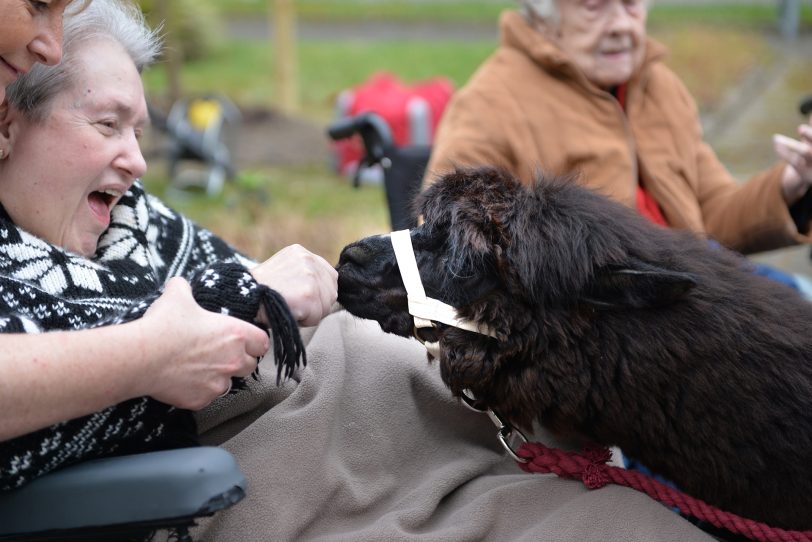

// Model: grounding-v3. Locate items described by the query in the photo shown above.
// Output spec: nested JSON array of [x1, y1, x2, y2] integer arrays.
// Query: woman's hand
[[136, 277, 270, 410], [250, 244, 338, 327], [776, 118, 812, 204]]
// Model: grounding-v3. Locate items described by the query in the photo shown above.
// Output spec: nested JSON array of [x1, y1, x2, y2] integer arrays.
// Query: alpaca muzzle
[[389, 229, 498, 358]]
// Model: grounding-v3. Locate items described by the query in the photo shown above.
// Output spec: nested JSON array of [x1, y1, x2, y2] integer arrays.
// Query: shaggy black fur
[[336, 167, 812, 531]]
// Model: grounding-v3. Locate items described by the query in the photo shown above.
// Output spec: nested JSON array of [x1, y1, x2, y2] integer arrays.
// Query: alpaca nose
[[338, 243, 372, 267]]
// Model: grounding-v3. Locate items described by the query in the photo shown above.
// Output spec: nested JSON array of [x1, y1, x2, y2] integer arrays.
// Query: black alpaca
[[336, 167, 812, 531]]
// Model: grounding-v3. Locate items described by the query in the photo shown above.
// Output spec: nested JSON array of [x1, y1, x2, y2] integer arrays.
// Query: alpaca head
[[337, 167, 696, 425]]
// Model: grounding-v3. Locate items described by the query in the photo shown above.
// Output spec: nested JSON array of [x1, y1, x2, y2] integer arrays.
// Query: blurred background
[[135, 0, 812, 268]]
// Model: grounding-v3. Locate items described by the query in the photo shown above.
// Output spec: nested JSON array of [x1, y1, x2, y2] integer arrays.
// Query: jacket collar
[[498, 10, 668, 97]]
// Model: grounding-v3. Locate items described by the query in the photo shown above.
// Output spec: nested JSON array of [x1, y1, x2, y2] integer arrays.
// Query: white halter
[[390, 229, 498, 358]]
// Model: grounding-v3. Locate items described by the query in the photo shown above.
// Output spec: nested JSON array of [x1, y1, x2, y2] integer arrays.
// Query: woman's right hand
[[136, 277, 270, 410], [250, 244, 338, 327], [775, 116, 812, 204]]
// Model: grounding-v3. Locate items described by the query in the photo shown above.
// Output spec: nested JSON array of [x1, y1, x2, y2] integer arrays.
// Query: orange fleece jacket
[[426, 10, 808, 254]]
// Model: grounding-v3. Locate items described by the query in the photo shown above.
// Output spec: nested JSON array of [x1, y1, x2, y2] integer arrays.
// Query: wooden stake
[[270, 0, 299, 113]]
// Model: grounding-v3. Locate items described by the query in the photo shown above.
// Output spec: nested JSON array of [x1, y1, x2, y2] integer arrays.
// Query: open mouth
[[87, 189, 123, 226]]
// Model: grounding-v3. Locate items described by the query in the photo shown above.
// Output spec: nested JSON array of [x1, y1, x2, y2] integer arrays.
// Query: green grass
[[144, 40, 498, 121], [653, 25, 775, 113], [143, 25, 773, 121], [143, 165, 390, 263]]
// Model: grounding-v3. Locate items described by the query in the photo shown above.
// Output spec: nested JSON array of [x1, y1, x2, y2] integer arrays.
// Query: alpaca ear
[[582, 259, 697, 309]]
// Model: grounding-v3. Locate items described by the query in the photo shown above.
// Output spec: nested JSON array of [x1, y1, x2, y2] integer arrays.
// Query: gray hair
[[519, 0, 651, 27], [6, 0, 162, 122], [519, 0, 560, 25]]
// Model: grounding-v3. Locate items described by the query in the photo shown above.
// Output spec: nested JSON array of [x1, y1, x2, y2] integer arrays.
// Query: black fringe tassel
[[258, 285, 306, 385]]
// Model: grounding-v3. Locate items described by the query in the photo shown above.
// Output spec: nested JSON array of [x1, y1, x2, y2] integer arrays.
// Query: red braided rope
[[516, 442, 812, 542]]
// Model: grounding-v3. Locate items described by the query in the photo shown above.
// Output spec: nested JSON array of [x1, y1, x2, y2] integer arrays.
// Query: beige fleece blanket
[[191, 310, 712, 542]]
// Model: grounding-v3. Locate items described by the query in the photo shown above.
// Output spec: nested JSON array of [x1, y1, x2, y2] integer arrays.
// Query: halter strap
[[390, 229, 497, 357]]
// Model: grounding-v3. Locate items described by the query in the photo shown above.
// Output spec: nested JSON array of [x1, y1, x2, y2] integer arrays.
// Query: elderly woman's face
[[0, 0, 68, 98], [0, 39, 147, 256], [552, 0, 647, 89]]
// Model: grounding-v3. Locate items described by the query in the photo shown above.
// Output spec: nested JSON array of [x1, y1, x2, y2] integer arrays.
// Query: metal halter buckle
[[460, 389, 528, 463]]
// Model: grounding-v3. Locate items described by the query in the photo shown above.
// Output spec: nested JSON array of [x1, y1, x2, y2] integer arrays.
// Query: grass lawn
[[142, 165, 391, 264], [143, 25, 774, 122], [140, 6, 802, 263], [144, 40, 498, 122]]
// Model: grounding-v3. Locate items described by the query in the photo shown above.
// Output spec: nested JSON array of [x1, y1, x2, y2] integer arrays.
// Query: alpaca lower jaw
[[336, 275, 412, 334]]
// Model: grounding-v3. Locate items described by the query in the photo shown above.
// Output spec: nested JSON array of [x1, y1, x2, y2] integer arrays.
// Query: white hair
[[519, 0, 651, 27], [6, 0, 162, 122], [519, 0, 560, 25]]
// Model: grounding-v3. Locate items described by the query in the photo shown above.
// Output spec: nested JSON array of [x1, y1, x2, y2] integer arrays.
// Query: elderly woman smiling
[[1, 16, 149, 257], [0, 0, 336, 490]]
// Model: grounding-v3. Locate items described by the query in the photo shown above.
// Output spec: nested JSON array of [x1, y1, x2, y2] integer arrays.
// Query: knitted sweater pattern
[[0, 182, 275, 491]]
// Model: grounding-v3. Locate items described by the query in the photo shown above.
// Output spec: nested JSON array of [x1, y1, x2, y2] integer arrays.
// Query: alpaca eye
[[441, 256, 460, 272], [446, 261, 475, 279]]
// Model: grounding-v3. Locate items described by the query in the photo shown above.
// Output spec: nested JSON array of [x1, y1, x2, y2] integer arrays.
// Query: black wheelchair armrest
[[0, 446, 246, 541]]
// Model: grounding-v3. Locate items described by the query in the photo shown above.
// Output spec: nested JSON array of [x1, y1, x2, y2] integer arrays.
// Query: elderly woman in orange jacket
[[426, 0, 812, 255]]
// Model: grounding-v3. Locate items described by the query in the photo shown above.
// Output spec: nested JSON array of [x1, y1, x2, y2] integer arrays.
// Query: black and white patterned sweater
[[0, 182, 303, 491]]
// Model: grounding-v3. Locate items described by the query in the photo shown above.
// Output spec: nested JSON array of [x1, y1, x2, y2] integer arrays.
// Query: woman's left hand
[[776, 118, 812, 203]]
